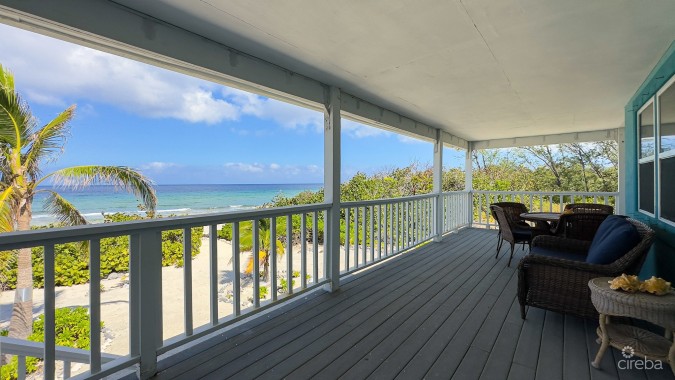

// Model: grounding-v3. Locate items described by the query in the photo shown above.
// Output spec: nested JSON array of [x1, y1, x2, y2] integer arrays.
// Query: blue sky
[[0, 23, 464, 184]]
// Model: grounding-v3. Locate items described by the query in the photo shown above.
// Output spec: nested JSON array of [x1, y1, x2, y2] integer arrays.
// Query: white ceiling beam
[[472, 129, 619, 150], [340, 93, 468, 149]]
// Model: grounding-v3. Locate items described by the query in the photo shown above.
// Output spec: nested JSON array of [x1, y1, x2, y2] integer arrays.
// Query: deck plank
[[291, 232, 499, 379], [157, 229, 481, 379], [215, 231, 494, 379], [152, 228, 674, 380]]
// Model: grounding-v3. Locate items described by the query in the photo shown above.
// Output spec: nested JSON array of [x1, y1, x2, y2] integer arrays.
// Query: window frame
[[637, 97, 656, 217], [657, 73, 675, 226]]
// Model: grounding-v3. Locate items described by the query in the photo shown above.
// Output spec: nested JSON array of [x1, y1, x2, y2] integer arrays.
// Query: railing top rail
[[471, 190, 619, 196], [341, 193, 437, 208], [0, 203, 330, 250], [0, 336, 119, 363]]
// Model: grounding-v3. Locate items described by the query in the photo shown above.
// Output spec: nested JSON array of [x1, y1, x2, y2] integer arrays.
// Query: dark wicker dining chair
[[563, 203, 614, 214], [489, 202, 531, 254], [490, 205, 542, 266]]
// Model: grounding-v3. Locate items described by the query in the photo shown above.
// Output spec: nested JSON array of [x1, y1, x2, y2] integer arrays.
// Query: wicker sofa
[[518, 218, 655, 319]]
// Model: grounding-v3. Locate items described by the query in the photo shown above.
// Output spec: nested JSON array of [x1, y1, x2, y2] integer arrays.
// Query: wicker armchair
[[564, 203, 614, 214], [518, 218, 655, 319]]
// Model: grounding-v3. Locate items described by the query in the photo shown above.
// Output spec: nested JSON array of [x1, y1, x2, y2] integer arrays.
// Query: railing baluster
[[396, 202, 400, 252], [44, 244, 55, 380], [378, 204, 382, 259], [233, 222, 241, 315], [183, 228, 193, 336], [286, 215, 293, 295], [361, 207, 367, 265], [345, 207, 350, 271], [369, 205, 375, 262], [64, 361, 71, 379], [209, 224, 218, 324], [301, 213, 307, 289], [89, 239, 102, 374], [128, 234, 140, 357], [354, 206, 359, 267], [270, 218, 277, 302], [313, 211, 319, 282], [18, 355, 26, 380], [383, 204, 388, 256], [253, 219, 260, 307]]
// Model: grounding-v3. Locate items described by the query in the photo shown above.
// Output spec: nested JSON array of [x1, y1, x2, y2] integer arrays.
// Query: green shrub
[[259, 286, 268, 299], [279, 278, 295, 293], [0, 213, 203, 290], [0, 307, 102, 380]]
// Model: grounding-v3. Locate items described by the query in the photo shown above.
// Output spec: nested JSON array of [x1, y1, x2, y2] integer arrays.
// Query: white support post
[[137, 230, 163, 379], [465, 142, 474, 227], [324, 86, 341, 292], [433, 129, 443, 242], [617, 128, 626, 214]]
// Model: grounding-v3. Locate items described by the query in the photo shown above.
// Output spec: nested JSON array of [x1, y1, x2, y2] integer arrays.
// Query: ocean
[[31, 184, 322, 225]]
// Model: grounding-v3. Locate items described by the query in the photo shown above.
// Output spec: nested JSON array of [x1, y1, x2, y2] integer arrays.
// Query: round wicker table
[[588, 277, 675, 375]]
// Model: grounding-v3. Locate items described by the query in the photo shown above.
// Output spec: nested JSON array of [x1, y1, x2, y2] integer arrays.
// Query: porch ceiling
[[0, 0, 675, 142], [108, 0, 675, 141]]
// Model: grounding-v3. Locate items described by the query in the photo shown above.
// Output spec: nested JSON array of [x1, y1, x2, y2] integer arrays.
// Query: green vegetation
[[259, 286, 268, 299], [0, 214, 203, 290], [0, 307, 102, 380]]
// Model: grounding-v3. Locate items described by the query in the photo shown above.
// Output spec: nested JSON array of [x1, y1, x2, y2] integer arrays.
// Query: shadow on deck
[[152, 228, 674, 380]]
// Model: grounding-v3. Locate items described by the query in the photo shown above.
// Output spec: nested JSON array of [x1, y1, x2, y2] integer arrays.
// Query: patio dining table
[[520, 212, 563, 223]]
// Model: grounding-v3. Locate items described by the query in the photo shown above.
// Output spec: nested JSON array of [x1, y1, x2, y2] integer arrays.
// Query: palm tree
[[240, 219, 284, 282], [0, 64, 157, 344]]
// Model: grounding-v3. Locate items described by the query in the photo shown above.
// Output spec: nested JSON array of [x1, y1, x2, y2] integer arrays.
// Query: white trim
[[658, 73, 675, 226], [637, 96, 656, 217], [472, 129, 617, 150]]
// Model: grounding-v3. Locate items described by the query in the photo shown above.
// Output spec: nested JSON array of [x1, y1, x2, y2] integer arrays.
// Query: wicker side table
[[588, 277, 675, 375]]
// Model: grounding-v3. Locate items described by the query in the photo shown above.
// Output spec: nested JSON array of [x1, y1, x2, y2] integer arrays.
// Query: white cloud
[[223, 162, 322, 177], [0, 24, 311, 127], [224, 162, 265, 173], [140, 162, 180, 171], [222, 87, 323, 131]]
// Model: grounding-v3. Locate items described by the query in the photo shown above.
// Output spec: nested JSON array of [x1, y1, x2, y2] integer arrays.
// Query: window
[[638, 100, 655, 216], [658, 74, 675, 225]]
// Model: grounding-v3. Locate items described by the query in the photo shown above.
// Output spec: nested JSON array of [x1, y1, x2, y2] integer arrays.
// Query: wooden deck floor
[[153, 228, 674, 380]]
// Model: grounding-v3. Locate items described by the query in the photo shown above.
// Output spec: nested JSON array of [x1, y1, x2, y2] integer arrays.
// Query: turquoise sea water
[[32, 184, 322, 225]]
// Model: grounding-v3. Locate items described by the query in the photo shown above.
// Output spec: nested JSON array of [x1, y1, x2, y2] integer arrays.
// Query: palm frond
[[0, 200, 13, 233], [0, 64, 34, 149], [0, 186, 15, 233], [48, 165, 157, 212], [23, 105, 75, 178], [42, 190, 87, 226]]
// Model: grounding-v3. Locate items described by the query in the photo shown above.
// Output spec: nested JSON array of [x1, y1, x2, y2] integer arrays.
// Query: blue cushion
[[586, 216, 640, 264], [588, 215, 625, 252], [530, 247, 587, 262]]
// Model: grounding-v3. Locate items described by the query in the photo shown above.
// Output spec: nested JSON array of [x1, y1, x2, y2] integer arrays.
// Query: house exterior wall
[[625, 40, 675, 281]]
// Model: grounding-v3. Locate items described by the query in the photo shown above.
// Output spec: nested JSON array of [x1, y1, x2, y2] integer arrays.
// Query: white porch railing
[[0, 203, 330, 380], [472, 191, 619, 228], [0, 336, 120, 379], [0, 189, 615, 379]]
